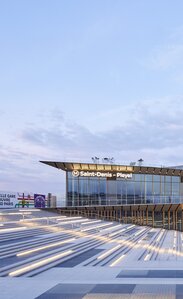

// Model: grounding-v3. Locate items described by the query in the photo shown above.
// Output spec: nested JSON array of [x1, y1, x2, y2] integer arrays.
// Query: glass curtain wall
[[67, 172, 180, 206]]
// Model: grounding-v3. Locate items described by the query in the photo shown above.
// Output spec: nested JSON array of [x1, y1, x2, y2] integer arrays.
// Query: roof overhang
[[40, 161, 183, 176]]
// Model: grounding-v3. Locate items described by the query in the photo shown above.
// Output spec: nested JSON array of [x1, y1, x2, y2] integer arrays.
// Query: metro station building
[[41, 161, 183, 207], [41, 161, 183, 231]]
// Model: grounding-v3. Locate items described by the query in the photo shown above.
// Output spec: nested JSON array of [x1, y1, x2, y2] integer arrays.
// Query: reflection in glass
[[154, 175, 160, 182], [66, 172, 181, 206], [99, 178, 107, 204], [126, 181, 134, 204], [172, 176, 180, 183], [146, 175, 153, 181], [107, 180, 117, 205]]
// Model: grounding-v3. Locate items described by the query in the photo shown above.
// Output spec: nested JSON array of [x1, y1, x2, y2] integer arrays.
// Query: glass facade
[[67, 172, 181, 206]]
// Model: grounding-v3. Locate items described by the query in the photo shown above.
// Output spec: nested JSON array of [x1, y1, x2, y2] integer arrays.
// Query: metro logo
[[72, 170, 80, 177]]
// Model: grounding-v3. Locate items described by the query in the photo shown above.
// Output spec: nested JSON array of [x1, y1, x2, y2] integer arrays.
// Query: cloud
[[1, 97, 183, 194], [143, 44, 183, 70], [141, 27, 183, 71], [0, 145, 65, 194], [20, 96, 183, 163]]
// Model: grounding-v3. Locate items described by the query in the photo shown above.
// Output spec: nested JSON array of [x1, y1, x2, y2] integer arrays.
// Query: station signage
[[34, 194, 46, 208], [72, 170, 132, 179], [0, 191, 18, 208]]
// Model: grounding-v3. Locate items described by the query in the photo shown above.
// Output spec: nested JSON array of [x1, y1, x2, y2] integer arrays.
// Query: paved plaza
[[1, 209, 183, 298]]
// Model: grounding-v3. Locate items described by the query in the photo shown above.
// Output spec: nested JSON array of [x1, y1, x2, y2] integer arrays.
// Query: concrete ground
[[1, 208, 183, 298]]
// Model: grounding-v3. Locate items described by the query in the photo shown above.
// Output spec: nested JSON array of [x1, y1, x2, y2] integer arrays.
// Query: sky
[[1, 0, 183, 195]]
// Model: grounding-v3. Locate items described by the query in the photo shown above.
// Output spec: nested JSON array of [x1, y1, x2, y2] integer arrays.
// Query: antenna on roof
[[102, 157, 115, 164], [138, 159, 144, 166], [91, 157, 100, 164]]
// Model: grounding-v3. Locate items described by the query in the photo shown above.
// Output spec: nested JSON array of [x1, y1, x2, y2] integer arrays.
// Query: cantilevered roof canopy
[[40, 161, 183, 176]]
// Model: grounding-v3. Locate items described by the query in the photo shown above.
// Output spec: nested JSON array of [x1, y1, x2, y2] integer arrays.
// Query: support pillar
[[110, 210, 112, 221], [131, 209, 133, 224], [136, 210, 139, 225], [162, 210, 165, 228], [136, 210, 138, 225], [146, 206, 148, 226], [115, 209, 118, 221], [133, 210, 136, 224], [105, 209, 107, 220], [139, 210, 142, 225], [117, 209, 119, 221], [108, 209, 110, 220], [175, 205, 180, 231], [113, 209, 116, 221], [120, 208, 122, 223], [152, 210, 154, 227], [103, 209, 105, 220], [125, 210, 127, 223], [139, 209, 142, 225], [168, 210, 170, 230], [175, 210, 178, 231], [172, 211, 175, 230], [138, 209, 141, 225], [111, 209, 113, 221], [142, 210, 145, 226]]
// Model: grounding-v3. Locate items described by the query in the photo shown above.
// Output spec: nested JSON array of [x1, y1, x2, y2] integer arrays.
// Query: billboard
[[0, 191, 18, 209], [34, 194, 46, 208]]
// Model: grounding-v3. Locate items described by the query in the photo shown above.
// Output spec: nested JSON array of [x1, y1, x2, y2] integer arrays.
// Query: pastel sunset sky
[[1, 0, 183, 195]]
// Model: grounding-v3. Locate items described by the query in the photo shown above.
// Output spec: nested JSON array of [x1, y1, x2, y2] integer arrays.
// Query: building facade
[[41, 161, 183, 207]]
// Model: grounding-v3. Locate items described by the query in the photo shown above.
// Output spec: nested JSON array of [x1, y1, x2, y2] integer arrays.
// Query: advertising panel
[[34, 194, 46, 208], [0, 191, 18, 208], [17, 192, 34, 208]]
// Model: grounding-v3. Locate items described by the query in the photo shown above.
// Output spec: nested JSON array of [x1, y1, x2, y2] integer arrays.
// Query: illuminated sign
[[72, 171, 132, 179]]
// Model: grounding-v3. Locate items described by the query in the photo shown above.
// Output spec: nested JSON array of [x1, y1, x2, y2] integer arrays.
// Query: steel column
[[146, 206, 148, 226]]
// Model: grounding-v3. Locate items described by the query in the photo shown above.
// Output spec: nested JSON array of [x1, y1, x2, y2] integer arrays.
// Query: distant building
[[40, 161, 183, 207]]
